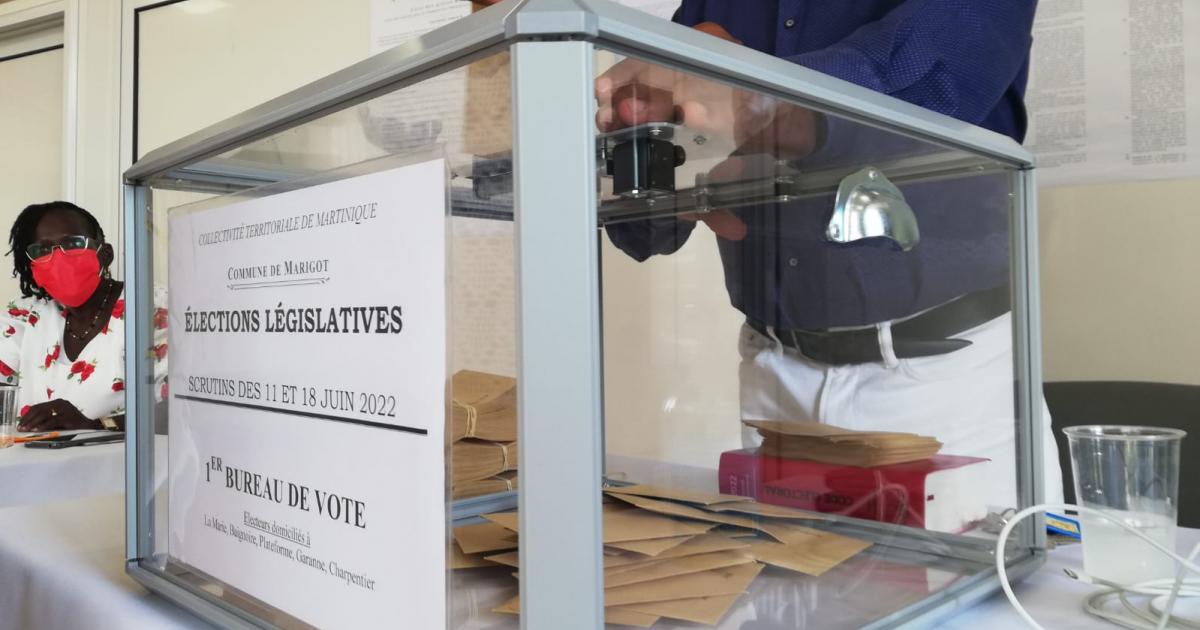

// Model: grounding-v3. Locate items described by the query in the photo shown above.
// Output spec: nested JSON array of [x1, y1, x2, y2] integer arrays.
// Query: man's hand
[[596, 22, 821, 241], [596, 23, 742, 134], [18, 399, 97, 432]]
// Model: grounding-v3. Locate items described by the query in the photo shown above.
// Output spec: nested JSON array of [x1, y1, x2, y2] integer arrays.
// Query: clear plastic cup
[[0, 384, 17, 448], [1064, 425, 1186, 585]]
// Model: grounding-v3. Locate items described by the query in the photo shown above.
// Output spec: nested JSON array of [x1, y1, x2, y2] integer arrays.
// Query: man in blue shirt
[[596, 1, 1063, 506]]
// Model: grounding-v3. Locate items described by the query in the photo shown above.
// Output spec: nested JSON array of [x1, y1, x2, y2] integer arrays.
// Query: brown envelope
[[453, 521, 519, 555], [450, 542, 499, 569], [604, 562, 764, 607], [604, 609, 660, 627], [744, 419, 914, 439], [606, 493, 761, 530], [604, 550, 754, 588], [607, 535, 694, 556], [745, 535, 872, 576], [485, 509, 713, 543], [605, 483, 752, 506], [707, 500, 827, 521], [608, 493, 815, 545], [615, 593, 743, 626], [482, 551, 519, 568], [605, 534, 750, 570], [755, 521, 827, 546], [711, 525, 761, 538]]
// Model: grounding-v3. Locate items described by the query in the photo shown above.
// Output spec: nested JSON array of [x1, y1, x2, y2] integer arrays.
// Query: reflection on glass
[[595, 50, 1060, 628]]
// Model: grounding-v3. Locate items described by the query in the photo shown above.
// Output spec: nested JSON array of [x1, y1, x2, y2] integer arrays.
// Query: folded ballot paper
[[454, 471, 518, 500], [450, 483, 872, 627], [450, 370, 517, 443], [450, 370, 519, 499], [746, 420, 943, 467], [451, 440, 517, 488]]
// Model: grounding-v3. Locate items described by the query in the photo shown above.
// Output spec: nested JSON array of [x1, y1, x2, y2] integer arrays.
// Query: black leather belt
[[747, 284, 1011, 366]]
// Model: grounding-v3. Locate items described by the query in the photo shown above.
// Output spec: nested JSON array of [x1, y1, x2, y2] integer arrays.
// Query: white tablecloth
[[0, 436, 165, 507], [942, 528, 1200, 629], [0, 494, 211, 630], [1, 492, 1196, 629]]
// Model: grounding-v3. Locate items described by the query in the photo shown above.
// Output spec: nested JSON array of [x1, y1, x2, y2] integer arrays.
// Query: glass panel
[[594, 49, 1048, 628], [140, 51, 517, 628], [130, 33, 1051, 630]]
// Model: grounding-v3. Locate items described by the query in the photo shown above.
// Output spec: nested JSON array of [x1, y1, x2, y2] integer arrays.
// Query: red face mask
[[30, 249, 102, 307]]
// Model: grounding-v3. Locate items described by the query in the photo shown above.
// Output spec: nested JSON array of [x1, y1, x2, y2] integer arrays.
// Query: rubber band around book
[[499, 442, 510, 470]]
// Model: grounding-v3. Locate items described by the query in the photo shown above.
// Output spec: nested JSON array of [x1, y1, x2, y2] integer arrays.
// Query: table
[[1, 493, 1195, 629], [943, 529, 1200, 629], [0, 494, 211, 630], [0, 435, 165, 507]]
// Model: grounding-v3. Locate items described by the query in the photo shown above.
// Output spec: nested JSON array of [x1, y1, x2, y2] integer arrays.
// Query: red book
[[718, 448, 991, 533]]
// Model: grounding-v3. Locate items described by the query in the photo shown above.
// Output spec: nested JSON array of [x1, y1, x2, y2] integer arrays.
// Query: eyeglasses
[[25, 235, 97, 261]]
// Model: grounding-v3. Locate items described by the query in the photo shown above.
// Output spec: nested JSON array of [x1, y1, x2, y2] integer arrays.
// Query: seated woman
[[0, 201, 166, 432]]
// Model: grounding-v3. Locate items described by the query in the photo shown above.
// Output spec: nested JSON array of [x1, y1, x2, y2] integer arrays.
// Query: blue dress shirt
[[606, 0, 1038, 330]]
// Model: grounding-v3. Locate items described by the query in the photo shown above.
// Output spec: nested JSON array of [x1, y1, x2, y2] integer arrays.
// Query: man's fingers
[[596, 106, 615, 132], [595, 59, 647, 99], [677, 101, 715, 132], [732, 105, 821, 160], [615, 94, 675, 128]]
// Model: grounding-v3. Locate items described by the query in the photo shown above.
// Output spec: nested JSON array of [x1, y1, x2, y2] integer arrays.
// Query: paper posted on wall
[[1027, 0, 1200, 187]]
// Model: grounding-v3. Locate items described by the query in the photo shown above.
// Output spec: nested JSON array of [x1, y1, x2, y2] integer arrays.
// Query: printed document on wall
[[1027, 0, 1200, 186], [167, 160, 448, 629], [365, 1, 473, 153], [363, 0, 676, 155]]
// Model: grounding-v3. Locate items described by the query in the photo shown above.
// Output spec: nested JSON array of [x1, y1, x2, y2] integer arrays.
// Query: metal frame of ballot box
[[122, 0, 1048, 627]]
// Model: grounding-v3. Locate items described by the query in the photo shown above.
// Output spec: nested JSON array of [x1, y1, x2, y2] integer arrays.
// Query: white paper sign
[[167, 161, 448, 630], [1027, 0, 1200, 186]]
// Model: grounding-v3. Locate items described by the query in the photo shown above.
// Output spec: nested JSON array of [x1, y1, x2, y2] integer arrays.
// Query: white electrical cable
[[995, 504, 1200, 630]]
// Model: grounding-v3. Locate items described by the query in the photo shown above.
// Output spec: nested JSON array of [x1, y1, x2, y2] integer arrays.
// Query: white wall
[[601, 229, 744, 467], [1040, 179, 1200, 385], [134, 0, 370, 157], [0, 22, 63, 300]]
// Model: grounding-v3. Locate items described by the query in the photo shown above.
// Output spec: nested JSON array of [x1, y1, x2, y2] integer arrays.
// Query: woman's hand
[[18, 399, 98, 432]]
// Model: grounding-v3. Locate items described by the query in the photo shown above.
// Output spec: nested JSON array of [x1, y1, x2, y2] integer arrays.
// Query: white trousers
[[737, 313, 1064, 509]]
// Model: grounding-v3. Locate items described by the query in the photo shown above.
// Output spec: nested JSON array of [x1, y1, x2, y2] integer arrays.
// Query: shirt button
[[788, 257, 799, 267], [784, 18, 796, 28]]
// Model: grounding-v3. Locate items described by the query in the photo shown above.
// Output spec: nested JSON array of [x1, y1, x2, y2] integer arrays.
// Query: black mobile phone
[[24, 432, 124, 449]]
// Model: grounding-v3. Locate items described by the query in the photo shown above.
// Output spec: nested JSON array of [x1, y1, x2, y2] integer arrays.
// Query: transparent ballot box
[[122, 1, 1049, 628]]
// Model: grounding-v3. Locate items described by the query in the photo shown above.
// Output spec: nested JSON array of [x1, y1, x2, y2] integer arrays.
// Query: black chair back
[[1045, 381, 1199, 529]]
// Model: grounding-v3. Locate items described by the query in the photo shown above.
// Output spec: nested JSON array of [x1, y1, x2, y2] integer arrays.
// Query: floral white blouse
[[0, 288, 168, 421]]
